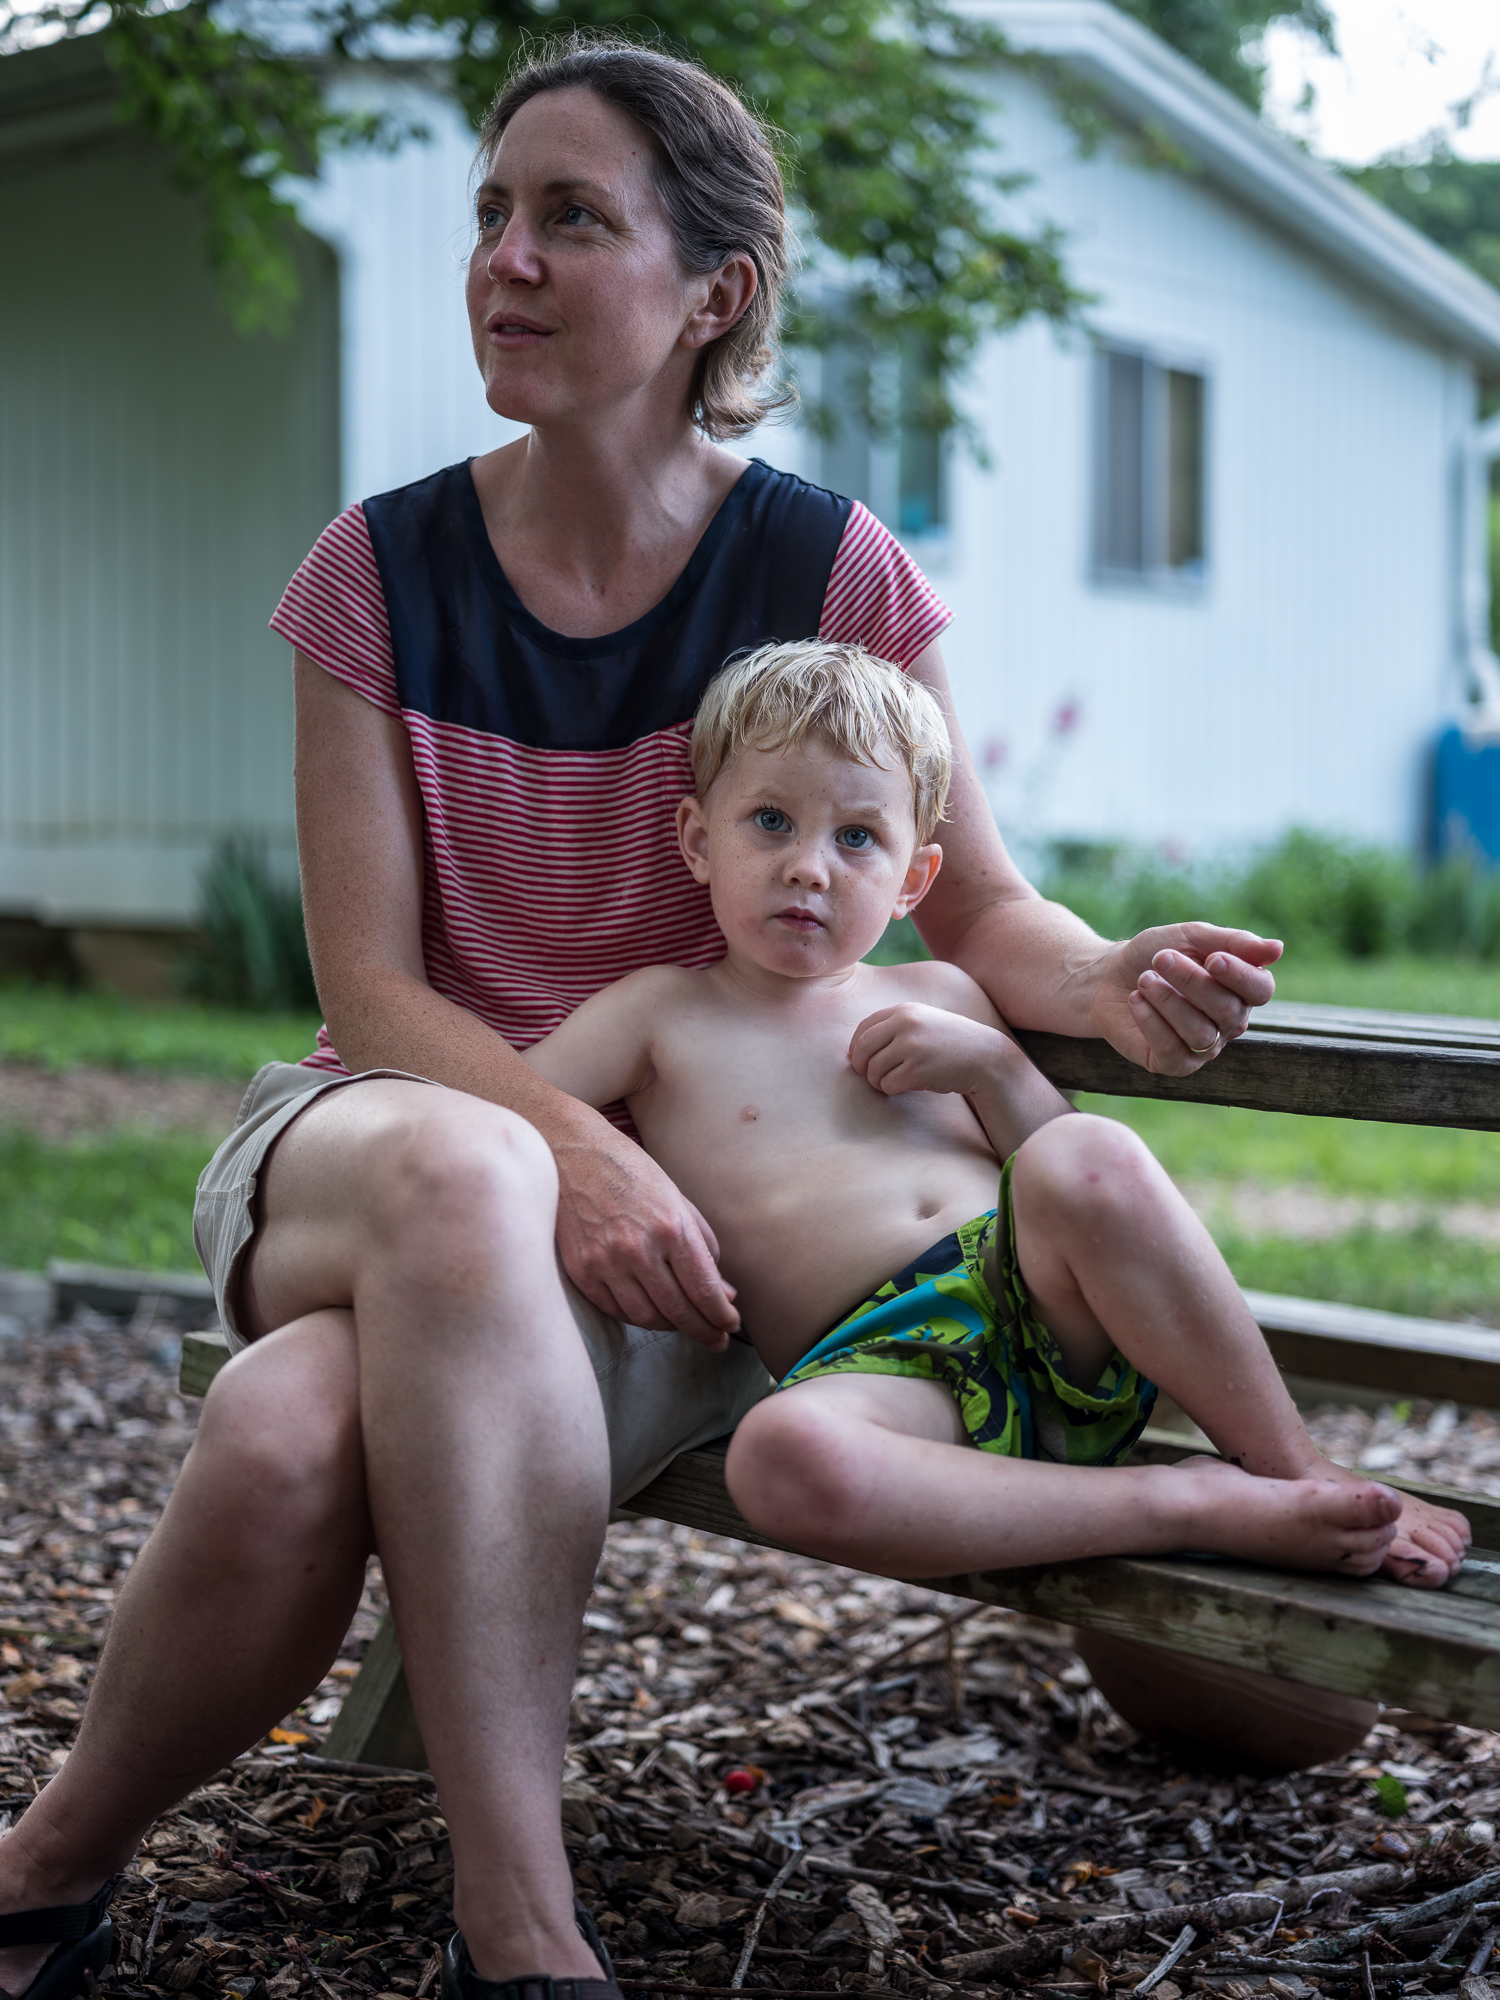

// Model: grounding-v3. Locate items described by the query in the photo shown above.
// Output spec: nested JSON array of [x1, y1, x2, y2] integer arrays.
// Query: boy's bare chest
[[638, 1011, 975, 1159]]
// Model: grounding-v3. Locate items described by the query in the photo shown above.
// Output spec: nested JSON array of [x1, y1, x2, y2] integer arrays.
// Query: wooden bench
[[177, 998, 1500, 1766]]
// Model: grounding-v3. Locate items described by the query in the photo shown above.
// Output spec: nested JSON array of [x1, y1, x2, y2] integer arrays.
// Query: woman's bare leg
[[0, 1079, 610, 1991], [0, 1315, 371, 1994]]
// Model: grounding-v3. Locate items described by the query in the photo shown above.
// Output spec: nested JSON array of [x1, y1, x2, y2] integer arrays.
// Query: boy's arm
[[521, 973, 661, 1109], [848, 964, 1072, 1160]]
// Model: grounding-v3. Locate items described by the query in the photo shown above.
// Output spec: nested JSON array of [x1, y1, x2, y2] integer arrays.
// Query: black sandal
[[441, 1896, 621, 2000], [0, 1877, 119, 2000]]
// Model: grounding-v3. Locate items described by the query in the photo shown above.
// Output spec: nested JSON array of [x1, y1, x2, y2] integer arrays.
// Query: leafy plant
[[1369, 1772, 1410, 1817], [181, 838, 319, 1014]]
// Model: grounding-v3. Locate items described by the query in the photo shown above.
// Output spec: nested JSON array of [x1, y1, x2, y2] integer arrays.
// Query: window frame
[[1090, 336, 1211, 595]]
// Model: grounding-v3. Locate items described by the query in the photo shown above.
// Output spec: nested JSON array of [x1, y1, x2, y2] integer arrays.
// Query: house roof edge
[[966, 0, 1500, 369]]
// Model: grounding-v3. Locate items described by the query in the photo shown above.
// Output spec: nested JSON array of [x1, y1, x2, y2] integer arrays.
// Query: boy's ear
[[677, 796, 713, 884], [892, 842, 942, 920]]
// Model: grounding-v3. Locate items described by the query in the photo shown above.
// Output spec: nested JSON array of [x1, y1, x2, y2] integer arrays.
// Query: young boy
[[525, 641, 1469, 1588]]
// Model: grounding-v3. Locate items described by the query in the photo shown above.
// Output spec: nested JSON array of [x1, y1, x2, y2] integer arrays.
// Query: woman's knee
[[190, 1313, 366, 1548], [364, 1096, 558, 1268], [1012, 1113, 1162, 1231], [726, 1395, 871, 1551]]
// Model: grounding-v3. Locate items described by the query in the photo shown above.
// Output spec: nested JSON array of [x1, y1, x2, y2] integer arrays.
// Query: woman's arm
[[904, 642, 1280, 1073], [294, 654, 737, 1347]]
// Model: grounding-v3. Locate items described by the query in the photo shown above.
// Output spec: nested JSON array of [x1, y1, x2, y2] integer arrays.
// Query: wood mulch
[[0, 1062, 243, 1143], [1, 1313, 1498, 2000]]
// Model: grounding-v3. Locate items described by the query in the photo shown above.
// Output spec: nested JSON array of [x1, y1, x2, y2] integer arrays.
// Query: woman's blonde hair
[[691, 641, 953, 842], [479, 33, 794, 442]]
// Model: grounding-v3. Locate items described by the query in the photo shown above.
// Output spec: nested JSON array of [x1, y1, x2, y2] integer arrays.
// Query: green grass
[[0, 983, 320, 1078], [1268, 954, 1500, 1018], [1210, 1225, 1500, 1329], [0, 1128, 211, 1273], [1080, 1094, 1500, 1200]]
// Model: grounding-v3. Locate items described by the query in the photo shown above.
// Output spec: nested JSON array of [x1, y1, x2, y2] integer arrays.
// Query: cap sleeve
[[269, 503, 400, 716], [817, 502, 952, 668]]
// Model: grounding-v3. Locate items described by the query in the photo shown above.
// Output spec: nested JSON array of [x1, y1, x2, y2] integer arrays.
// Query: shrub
[[1039, 827, 1500, 963], [181, 838, 318, 1013]]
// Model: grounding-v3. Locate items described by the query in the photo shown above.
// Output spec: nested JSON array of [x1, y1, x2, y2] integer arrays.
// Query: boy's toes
[[1333, 1480, 1402, 1528], [1378, 1536, 1452, 1589]]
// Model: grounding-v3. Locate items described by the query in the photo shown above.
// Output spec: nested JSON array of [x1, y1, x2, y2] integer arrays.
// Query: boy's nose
[[783, 843, 830, 890]]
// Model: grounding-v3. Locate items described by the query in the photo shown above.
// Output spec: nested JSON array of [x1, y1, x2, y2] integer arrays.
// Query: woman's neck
[[471, 421, 749, 641]]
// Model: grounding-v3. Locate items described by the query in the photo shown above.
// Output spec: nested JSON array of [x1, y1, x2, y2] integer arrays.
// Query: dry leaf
[[676, 1892, 723, 1927], [338, 1846, 379, 1902], [847, 1882, 901, 1949], [167, 1867, 242, 1903]]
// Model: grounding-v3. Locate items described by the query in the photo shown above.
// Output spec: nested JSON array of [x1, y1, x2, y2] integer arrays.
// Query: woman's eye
[[754, 809, 788, 833], [477, 206, 502, 231], [561, 204, 591, 226], [838, 827, 875, 850]]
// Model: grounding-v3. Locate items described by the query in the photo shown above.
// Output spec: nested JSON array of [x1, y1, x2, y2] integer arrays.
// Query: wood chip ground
[[4, 1313, 1500, 2000]]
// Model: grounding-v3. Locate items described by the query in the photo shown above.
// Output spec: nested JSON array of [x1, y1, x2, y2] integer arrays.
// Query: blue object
[[1433, 725, 1500, 861]]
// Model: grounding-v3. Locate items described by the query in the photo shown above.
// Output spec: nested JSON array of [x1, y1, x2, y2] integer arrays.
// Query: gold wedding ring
[[1188, 1033, 1222, 1055]]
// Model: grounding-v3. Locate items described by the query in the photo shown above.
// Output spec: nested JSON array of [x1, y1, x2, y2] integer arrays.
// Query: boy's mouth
[[774, 907, 824, 931]]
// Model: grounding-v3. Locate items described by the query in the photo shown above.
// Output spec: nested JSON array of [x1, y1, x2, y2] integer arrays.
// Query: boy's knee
[[727, 1395, 869, 1552], [1014, 1113, 1158, 1225]]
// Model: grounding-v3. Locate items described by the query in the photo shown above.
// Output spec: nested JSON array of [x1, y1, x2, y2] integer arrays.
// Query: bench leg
[[321, 1614, 427, 1769]]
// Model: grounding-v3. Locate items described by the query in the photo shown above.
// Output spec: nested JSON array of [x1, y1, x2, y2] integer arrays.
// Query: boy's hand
[[552, 1127, 740, 1350], [850, 1004, 1010, 1098]]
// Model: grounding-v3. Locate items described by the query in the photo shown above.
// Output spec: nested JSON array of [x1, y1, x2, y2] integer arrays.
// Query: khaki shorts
[[193, 1062, 772, 1506]]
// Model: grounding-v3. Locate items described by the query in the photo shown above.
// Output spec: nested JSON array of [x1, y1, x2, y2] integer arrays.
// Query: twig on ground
[[730, 1845, 803, 1990], [1134, 1924, 1196, 1997]]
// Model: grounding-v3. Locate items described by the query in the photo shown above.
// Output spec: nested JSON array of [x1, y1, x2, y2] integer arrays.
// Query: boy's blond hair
[[691, 640, 953, 842]]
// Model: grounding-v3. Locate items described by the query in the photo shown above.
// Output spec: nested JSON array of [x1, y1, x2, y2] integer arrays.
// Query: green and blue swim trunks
[[776, 1157, 1156, 1465]]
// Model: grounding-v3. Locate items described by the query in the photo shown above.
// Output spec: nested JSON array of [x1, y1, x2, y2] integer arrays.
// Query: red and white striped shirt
[[271, 460, 950, 1072]]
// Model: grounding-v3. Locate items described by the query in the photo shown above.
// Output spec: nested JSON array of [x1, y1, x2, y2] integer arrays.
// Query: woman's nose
[[487, 217, 542, 284]]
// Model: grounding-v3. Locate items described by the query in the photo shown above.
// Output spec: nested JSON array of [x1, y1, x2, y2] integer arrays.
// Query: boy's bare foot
[[1177, 1452, 1470, 1588], [1301, 1454, 1470, 1586], [1173, 1457, 1405, 1579]]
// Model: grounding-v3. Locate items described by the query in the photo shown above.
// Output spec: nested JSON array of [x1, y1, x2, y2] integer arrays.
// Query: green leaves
[[1370, 1772, 1410, 1817]]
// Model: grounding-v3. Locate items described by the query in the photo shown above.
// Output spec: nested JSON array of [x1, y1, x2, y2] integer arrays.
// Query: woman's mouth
[[487, 315, 553, 346]]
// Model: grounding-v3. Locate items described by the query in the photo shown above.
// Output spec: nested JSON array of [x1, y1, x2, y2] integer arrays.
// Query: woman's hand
[[1090, 924, 1283, 1074], [849, 1004, 1010, 1098], [551, 1125, 740, 1351]]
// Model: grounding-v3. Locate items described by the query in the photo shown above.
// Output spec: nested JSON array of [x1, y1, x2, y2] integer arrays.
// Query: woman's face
[[467, 88, 736, 434]]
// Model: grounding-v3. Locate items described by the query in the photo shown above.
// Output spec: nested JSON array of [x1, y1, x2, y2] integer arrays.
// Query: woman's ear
[[892, 843, 943, 920], [677, 796, 713, 883], [682, 252, 758, 349]]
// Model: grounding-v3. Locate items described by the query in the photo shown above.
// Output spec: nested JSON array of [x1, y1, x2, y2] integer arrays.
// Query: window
[[818, 337, 947, 541], [1094, 344, 1206, 584]]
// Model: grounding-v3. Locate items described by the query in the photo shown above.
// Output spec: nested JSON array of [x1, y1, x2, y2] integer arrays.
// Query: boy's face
[[677, 735, 942, 978]]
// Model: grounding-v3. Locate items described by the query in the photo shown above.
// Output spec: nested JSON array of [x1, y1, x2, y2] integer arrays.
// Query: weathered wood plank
[[180, 1330, 231, 1400], [50, 1258, 215, 1317], [1248, 1290, 1500, 1408], [1016, 1025, 1500, 1129], [1255, 1002, 1500, 1049], [627, 1443, 1500, 1726], [320, 1614, 425, 1770]]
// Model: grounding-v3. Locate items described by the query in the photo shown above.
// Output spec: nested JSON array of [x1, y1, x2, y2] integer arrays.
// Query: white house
[[3, 0, 1500, 966]]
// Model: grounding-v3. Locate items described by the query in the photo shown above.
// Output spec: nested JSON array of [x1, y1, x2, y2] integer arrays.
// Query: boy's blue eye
[[754, 809, 788, 832], [839, 827, 875, 850]]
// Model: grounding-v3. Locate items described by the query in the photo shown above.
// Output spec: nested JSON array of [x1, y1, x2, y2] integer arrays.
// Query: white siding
[[934, 68, 1476, 860], [292, 86, 526, 504], [0, 130, 338, 924]]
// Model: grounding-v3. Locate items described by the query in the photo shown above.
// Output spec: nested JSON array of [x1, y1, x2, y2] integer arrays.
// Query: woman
[[0, 36, 1278, 2000]]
